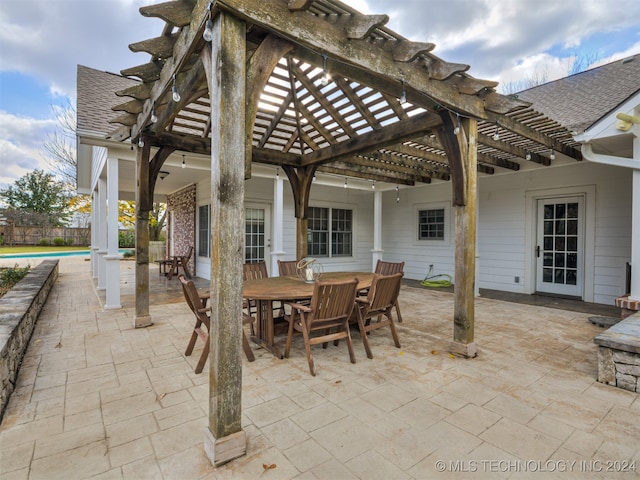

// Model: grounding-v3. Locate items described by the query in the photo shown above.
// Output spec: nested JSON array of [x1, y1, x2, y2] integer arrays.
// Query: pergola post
[[283, 165, 317, 260], [437, 113, 478, 358], [134, 141, 152, 328], [202, 11, 247, 467]]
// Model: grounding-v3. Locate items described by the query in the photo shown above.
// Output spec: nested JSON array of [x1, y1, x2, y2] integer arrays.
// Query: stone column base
[[450, 341, 477, 358], [204, 428, 247, 467]]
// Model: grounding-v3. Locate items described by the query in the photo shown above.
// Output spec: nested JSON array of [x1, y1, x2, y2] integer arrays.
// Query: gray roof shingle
[[77, 65, 139, 135], [516, 54, 640, 134]]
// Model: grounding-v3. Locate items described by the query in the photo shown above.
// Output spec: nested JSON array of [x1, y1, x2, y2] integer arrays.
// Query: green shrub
[[119, 231, 135, 248], [122, 250, 135, 258], [38, 238, 51, 246], [53, 237, 66, 246], [0, 264, 31, 298]]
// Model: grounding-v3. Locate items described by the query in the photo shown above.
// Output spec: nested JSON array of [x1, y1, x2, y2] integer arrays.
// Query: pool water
[[0, 249, 134, 259]]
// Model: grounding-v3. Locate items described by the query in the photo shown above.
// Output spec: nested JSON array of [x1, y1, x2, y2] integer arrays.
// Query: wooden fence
[[0, 225, 90, 247]]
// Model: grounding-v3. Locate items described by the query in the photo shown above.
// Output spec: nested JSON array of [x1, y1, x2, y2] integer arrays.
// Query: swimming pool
[[0, 249, 134, 259]]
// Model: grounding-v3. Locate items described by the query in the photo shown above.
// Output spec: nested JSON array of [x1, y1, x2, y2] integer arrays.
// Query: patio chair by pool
[[179, 275, 254, 374], [284, 278, 358, 376], [354, 272, 403, 359], [166, 246, 194, 280]]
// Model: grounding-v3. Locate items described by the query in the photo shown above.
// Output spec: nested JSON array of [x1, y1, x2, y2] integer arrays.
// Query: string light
[[312, 174, 316, 182], [525, 151, 531, 161], [344, 178, 348, 189], [371, 180, 376, 190], [453, 113, 461, 135], [172, 74, 181, 102], [396, 185, 400, 203], [202, 2, 213, 42], [137, 137, 144, 148], [150, 101, 157, 123], [320, 55, 331, 86], [275, 168, 280, 179], [493, 124, 500, 141], [550, 149, 555, 160], [399, 78, 407, 104], [181, 154, 186, 168]]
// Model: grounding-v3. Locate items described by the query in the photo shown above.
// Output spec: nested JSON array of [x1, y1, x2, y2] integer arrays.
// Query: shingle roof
[[77, 65, 139, 135], [516, 54, 640, 134]]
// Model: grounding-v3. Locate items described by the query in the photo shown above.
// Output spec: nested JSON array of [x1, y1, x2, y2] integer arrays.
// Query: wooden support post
[[134, 141, 152, 328], [201, 11, 247, 467], [282, 165, 316, 259], [437, 113, 478, 358]]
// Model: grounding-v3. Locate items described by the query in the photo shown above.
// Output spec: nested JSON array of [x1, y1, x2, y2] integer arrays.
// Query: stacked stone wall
[[0, 260, 58, 421]]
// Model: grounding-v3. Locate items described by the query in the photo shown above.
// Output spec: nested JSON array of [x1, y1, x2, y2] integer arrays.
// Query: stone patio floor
[[0, 257, 639, 479]]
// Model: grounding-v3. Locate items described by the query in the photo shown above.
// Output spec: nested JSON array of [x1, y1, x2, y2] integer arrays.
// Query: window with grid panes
[[418, 208, 445, 240], [307, 207, 352, 257], [198, 205, 210, 257]]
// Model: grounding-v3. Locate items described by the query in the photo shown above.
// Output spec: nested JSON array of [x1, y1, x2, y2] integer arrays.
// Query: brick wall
[[167, 184, 197, 276]]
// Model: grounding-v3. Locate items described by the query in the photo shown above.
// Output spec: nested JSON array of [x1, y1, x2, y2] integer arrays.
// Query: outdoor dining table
[[243, 271, 374, 358]]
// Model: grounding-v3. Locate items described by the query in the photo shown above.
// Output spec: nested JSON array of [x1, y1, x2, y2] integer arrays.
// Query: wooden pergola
[[108, 0, 582, 466]]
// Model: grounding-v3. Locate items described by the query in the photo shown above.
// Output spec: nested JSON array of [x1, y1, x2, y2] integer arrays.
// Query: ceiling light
[[320, 55, 331, 86], [172, 74, 181, 103], [453, 114, 461, 135], [181, 155, 186, 169], [150, 102, 157, 124]]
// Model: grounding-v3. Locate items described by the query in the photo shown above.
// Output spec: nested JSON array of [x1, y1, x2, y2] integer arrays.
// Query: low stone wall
[[0, 260, 58, 421], [594, 312, 640, 393]]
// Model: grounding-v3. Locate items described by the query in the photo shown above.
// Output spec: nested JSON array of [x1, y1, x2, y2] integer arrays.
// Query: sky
[[0, 0, 639, 190]]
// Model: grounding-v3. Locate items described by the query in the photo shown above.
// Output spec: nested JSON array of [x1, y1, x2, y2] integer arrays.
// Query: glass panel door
[[536, 197, 583, 297], [244, 204, 271, 272]]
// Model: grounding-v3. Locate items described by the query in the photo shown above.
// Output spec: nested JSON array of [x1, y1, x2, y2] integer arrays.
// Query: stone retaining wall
[[594, 312, 640, 393], [0, 260, 58, 421]]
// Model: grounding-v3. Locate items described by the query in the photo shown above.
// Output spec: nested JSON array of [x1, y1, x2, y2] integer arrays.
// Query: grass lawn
[[0, 246, 90, 255]]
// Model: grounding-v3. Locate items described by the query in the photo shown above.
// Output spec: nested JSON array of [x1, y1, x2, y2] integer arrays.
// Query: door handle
[[536, 245, 540, 257]]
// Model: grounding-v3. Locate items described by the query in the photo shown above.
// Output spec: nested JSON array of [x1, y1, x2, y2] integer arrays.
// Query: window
[[418, 208, 445, 241], [198, 205, 210, 257], [245, 207, 265, 263], [308, 207, 352, 257]]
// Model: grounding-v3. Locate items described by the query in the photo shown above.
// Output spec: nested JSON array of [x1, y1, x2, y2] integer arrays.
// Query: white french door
[[535, 196, 584, 297], [244, 204, 271, 273]]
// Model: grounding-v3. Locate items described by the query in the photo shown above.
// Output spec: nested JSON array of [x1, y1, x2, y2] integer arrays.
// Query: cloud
[[363, 0, 640, 82], [0, 0, 162, 100], [0, 111, 57, 189]]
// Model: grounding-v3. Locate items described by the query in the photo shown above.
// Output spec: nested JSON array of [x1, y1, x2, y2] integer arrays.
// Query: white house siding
[[194, 175, 376, 279], [192, 161, 630, 306], [381, 161, 632, 306]]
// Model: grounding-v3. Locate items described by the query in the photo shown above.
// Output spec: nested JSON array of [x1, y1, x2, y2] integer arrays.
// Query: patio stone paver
[[0, 257, 638, 480]]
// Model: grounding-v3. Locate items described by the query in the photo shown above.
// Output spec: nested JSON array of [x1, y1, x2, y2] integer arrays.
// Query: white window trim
[[413, 201, 451, 247], [308, 201, 357, 261]]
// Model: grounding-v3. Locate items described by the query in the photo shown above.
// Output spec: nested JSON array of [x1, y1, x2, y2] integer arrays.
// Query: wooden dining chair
[[374, 260, 404, 322], [284, 278, 358, 376], [277, 259, 299, 276], [354, 272, 403, 359], [179, 275, 254, 374]]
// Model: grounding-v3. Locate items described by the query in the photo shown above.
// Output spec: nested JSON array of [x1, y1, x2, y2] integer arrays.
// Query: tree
[[499, 52, 604, 95], [43, 99, 77, 188], [0, 170, 72, 227], [119, 200, 167, 241]]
